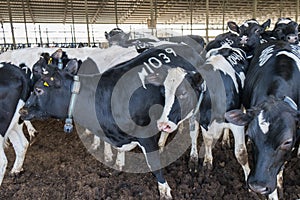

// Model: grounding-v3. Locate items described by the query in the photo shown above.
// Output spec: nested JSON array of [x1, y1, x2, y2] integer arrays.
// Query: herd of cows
[[0, 17, 299, 200]]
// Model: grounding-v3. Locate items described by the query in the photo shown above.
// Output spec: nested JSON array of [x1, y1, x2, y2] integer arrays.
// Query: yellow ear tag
[[48, 57, 52, 64], [43, 82, 49, 87]]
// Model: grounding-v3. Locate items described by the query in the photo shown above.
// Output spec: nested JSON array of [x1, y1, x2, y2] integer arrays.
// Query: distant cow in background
[[271, 18, 299, 44], [227, 19, 271, 58]]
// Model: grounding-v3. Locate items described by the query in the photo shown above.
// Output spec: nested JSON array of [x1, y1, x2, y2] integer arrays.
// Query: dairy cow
[[0, 62, 31, 186], [225, 41, 300, 200], [146, 31, 251, 182], [20, 43, 204, 199], [271, 18, 299, 44]]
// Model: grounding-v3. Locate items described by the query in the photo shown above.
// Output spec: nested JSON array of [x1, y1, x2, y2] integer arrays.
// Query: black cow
[[159, 35, 205, 54], [225, 41, 300, 199], [146, 32, 251, 181], [271, 18, 299, 44], [20, 43, 204, 199], [228, 19, 271, 58], [0, 62, 31, 186]]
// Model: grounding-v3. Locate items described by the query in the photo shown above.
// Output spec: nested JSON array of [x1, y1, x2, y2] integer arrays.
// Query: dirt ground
[[0, 119, 299, 200]]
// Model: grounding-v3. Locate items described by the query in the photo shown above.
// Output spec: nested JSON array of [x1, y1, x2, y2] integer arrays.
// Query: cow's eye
[[34, 87, 44, 96], [280, 139, 293, 150]]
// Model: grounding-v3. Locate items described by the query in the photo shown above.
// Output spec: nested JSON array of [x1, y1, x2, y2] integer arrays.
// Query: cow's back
[[243, 41, 300, 108]]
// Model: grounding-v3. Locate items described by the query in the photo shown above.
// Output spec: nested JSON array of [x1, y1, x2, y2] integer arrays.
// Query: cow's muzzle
[[157, 121, 177, 133], [248, 181, 273, 195]]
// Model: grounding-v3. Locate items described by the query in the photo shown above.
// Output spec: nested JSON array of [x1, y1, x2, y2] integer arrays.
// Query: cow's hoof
[[10, 169, 25, 177], [203, 163, 213, 171], [188, 158, 199, 174]]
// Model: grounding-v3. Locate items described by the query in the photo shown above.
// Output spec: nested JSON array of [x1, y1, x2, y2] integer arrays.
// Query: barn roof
[[0, 0, 298, 27]]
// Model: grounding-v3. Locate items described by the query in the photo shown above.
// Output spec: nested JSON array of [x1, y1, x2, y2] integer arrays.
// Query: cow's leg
[[221, 128, 231, 148], [138, 139, 172, 199], [8, 123, 29, 175], [189, 119, 199, 173], [268, 188, 278, 200], [91, 135, 101, 150], [158, 131, 169, 153], [115, 151, 125, 171], [201, 121, 223, 170], [229, 124, 250, 181], [24, 120, 38, 142], [104, 141, 113, 163], [0, 136, 8, 186]]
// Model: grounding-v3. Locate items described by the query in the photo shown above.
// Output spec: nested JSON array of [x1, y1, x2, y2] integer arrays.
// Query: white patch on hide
[[207, 53, 242, 92], [0, 63, 4, 68], [277, 18, 292, 25], [258, 111, 270, 134], [276, 51, 300, 71], [158, 67, 187, 127]]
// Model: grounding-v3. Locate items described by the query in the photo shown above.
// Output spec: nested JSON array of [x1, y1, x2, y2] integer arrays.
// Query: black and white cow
[[225, 41, 300, 199], [20, 43, 204, 199], [147, 32, 251, 181], [271, 18, 299, 44], [0, 62, 32, 186], [228, 19, 271, 58]]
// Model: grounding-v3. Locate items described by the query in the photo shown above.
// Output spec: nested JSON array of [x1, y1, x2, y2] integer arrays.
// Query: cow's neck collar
[[189, 81, 207, 131], [283, 96, 298, 111], [64, 75, 81, 133]]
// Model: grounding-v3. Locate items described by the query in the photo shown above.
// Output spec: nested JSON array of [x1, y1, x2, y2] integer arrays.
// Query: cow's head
[[20, 60, 79, 120], [228, 19, 271, 50], [205, 31, 240, 52], [225, 97, 299, 195], [272, 18, 299, 44], [105, 28, 130, 46], [146, 67, 204, 133]]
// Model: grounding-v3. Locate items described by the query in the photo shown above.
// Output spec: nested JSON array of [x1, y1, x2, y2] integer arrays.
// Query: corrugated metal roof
[[0, 0, 298, 27]]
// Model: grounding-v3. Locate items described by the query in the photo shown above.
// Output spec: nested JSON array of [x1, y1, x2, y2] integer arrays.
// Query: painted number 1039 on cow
[[139, 47, 177, 89]]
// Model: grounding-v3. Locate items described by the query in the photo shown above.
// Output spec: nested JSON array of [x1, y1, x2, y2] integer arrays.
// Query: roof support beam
[[85, 0, 91, 47], [296, 0, 299, 23], [206, 0, 209, 42], [22, 0, 29, 46], [253, 0, 257, 19], [7, 0, 16, 49], [26, 0, 35, 23], [91, 1, 109, 24], [63, 0, 69, 24]]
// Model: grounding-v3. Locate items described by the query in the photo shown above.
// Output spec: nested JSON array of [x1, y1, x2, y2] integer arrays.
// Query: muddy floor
[[1, 119, 299, 200]]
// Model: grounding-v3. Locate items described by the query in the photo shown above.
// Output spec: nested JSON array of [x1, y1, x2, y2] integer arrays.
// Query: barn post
[[85, 0, 91, 47], [114, 0, 118, 27], [253, 0, 257, 19], [150, 0, 153, 34], [7, 0, 16, 49], [39, 25, 43, 47], [205, 0, 209, 42], [71, 0, 76, 45], [296, 0, 299, 23], [22, 0, 29, 47], [190, 0, 193, 35], [1, 21, 6, 46], [222, 0, 225, 33]]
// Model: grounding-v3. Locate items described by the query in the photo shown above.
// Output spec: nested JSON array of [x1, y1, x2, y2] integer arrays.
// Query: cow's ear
[[105, 31, 109, 40], [225, 109, 254, 126], [262, 19, 271, 30], [64, 59, 79, 75], [227, 21, 239, 34]]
